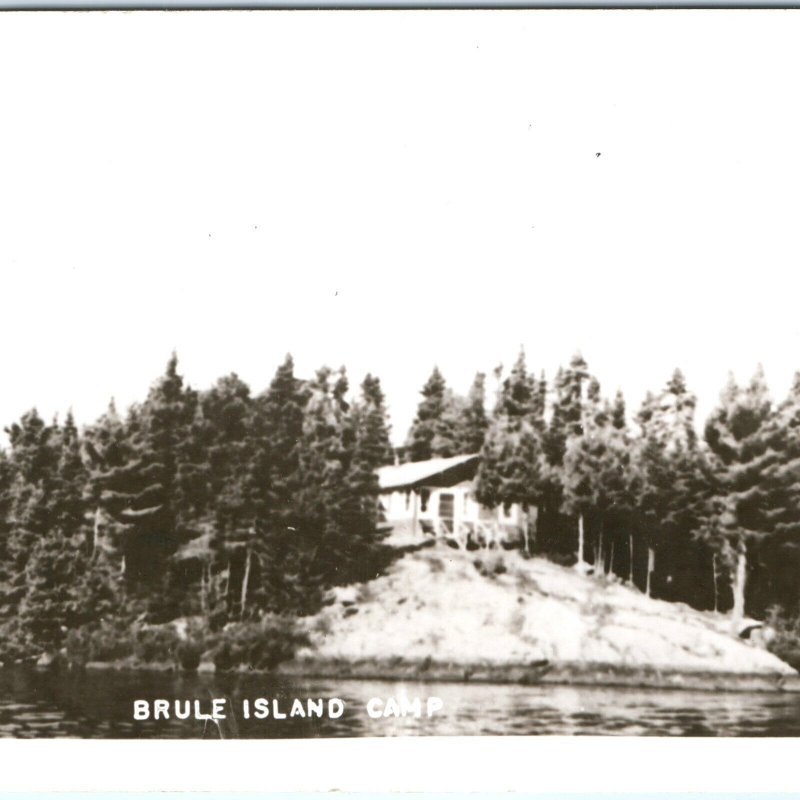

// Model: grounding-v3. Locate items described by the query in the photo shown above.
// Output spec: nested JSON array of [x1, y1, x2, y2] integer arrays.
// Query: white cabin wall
[[382, 489, 413, 522], [380, 482, 529, 542]]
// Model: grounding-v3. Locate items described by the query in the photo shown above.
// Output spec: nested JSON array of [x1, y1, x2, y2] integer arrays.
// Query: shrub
[[75, 624, 135, 664], [175, 639, 203, 671], [65, 618, 214, 670], [0, 620, 29, 664], [133, 625, 181, 665], [765, 607, 800, 670], [211, 616, 309, 672], [64, 629, 90, 665], [546, 551, 576, 568]]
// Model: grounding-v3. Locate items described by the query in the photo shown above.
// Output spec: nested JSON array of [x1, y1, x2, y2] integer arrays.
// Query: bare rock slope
[[296, 544, 794, 680]]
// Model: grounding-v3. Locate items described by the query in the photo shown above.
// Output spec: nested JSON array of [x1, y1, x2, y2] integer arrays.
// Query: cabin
[[376, 453, 527, 548]]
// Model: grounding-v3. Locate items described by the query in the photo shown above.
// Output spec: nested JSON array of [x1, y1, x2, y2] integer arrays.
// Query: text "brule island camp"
[[133, 695, 445, 721]]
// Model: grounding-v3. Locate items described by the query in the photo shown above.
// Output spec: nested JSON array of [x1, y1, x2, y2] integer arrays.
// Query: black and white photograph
[[1, 9, 800, 740]]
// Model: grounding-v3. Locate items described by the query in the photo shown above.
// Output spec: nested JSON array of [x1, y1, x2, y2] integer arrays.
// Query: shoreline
[[276, 656, 800, 694], [57, 656, 800, 694]]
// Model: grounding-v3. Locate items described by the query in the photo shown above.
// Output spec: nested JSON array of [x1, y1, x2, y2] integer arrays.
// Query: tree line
[[406, 351, 800, 625], [0, 349, 799, 664], [0, 354, 395, 661]]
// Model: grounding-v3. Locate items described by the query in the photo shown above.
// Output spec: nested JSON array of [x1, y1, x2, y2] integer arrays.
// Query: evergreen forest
[[2, 350, 800, 671]]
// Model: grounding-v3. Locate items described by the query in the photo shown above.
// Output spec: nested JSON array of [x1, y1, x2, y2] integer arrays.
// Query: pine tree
[[563, 381, 637, 576], [84, 355, 200, 619], [476, 350, 544, 552], [598, 396, 638, 580], [540, 353, 591, 555], [191, 374, 253, 625], [138, 353, 207, 564], [634, 370, 710, 604], [0, 449, 15, 606], [245, 354, 309, 615], [2, 410, 61, 612], [604, 388, 639, 582], [291, 367, 343, 593], [563, 378, 604, 570], [83, 400, 137, 574], [544, 353, 590, 467], [757, 373, 800, 613], [352, 374, 394, 468], [456, 372, 489, 454], [406, 367, 453, 461], [17, 413, 91, 654], [430, 389, 465, 458], [349, 376, 393, 567], [704, 367, 776, 623]]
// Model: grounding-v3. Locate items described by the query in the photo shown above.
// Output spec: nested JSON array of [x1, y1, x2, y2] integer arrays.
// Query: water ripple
[[0, 668, 798, 737]]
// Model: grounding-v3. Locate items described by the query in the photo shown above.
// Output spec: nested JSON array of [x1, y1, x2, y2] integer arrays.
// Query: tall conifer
[[476, 350, 544, 552], [704, 368, 775, 622], [246, 354, 309, 614], [456, 372, 489, 454], [17, 413, 90, 653], [634, 370, 710, 603], [353, 374, 394, 468], [406, 367, 451, 462], [758, 373, 800, 613]]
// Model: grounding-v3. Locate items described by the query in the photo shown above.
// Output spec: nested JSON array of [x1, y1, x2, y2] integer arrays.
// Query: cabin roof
[[376, 453, 480, 492]]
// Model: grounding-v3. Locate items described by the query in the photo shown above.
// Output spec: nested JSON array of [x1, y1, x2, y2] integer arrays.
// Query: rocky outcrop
[[294, 545, 795, 685]]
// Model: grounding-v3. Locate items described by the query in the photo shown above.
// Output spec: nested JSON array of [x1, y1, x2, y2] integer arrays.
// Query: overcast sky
[[1, 11, 799, 444]]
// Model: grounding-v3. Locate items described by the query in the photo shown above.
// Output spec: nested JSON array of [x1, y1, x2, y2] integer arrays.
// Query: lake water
[[1, 667, 799, 737]]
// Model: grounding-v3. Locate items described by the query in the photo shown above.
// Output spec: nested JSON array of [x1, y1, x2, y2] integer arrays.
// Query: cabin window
[[438, 493, 455, 533], [405, 492, 411, 511]]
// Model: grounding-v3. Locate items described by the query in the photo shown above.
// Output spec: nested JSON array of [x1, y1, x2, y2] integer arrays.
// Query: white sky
[[1, 11, 800, 444]]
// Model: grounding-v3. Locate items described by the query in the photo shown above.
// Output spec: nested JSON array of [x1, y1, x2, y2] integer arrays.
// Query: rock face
[[299, 545, 795, 677]]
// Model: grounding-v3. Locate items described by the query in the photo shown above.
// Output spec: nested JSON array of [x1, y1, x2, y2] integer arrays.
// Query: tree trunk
[[607, 540, 614, 577], [594, 521, 604, 574], [712, 553, 719, 613], [526, 506, 538, 554], [89, 506, 101, 562], [731, 542, 747, 628], [224, 558, 232, 614], [577, 513, 586, 569], [646, 547, 655, 597], [240, 547, 252, 620], [628, 533, 634, 585], [200, 561, 208, 613]]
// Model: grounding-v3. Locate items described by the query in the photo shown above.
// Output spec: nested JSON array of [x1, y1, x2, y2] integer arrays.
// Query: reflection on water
[[0, 667, 799, 737]]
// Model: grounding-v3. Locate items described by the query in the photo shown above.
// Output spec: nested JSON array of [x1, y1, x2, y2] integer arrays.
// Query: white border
[[2, 737, 800, 792]]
